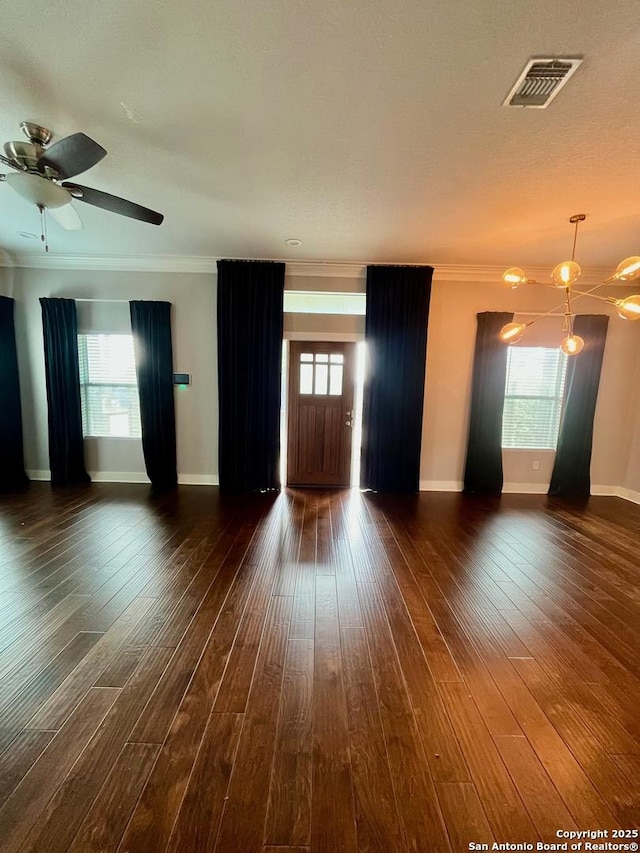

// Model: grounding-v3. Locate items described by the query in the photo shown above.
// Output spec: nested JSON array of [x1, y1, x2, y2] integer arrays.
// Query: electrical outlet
[[532, 460, 540, 470]]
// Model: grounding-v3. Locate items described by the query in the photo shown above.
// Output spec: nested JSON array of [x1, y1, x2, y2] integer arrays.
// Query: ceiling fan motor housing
[[3, 140, 45, 172], [3, 123, 56, 172], [20, 122, 53, 146]]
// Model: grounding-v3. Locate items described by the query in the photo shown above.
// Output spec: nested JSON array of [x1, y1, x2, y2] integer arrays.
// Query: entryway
[[286, 341, 357, 486]]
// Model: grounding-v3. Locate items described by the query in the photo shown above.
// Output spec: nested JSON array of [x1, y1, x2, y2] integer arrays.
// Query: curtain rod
[[73, 298, 129, 303]]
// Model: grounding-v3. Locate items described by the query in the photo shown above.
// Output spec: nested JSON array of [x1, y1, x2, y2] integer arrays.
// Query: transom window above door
[[299, 352, 344, 396]]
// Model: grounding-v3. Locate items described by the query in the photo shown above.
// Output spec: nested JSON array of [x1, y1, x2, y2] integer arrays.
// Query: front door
[[287, 341, 356, 486]]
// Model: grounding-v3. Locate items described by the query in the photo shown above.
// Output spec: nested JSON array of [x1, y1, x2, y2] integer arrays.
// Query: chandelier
[[499, 214, 640, 355]]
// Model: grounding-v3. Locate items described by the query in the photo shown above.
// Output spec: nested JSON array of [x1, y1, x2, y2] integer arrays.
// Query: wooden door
[[287, 341, 356, 486]]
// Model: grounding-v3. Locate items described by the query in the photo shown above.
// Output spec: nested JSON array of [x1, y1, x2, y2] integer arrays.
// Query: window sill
[[83, 436, 142, 441], [501, 447, 557, 452]]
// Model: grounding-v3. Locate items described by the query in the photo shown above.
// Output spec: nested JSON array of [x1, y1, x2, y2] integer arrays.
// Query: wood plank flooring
[[0, 484, 639, 852]]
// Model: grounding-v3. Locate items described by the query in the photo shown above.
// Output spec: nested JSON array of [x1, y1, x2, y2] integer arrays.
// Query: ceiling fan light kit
[[499, 215, 640, 355], [5, 171, 71, 208], [0, 121, 164, 249]]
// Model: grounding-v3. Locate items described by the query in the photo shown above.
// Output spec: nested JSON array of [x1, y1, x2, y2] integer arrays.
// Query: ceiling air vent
[[503, 57, 583, 108]]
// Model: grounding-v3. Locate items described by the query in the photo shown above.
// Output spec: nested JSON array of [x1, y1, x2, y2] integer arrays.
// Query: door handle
[[345, 408, 353, 427]]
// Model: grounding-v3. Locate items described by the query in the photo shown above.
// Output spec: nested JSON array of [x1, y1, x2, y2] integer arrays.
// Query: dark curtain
[[130, 301, 178, 489], [40, 298, 90, 486], [548, 314, 609, 498], [0, 297, 28, 489], [463, 311, 514, 495], [361, 265, 433, 492], [217, 260, 285, 493]]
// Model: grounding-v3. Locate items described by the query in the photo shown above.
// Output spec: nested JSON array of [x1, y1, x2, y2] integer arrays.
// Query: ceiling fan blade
[[37, 133, 106, 179], [48, 204, 83, 231], [61, 182, 164, 225]]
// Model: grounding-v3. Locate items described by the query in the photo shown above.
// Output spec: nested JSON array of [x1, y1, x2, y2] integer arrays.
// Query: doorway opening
[[281, 340, 365, 488]]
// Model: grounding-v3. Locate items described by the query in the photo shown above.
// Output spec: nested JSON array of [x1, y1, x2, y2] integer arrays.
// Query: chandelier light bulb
[[560, 334, 585, 356], [614, 256, 640, 282], [503, 217, 639, 353], [551, 261, 581, 288], [502, 267, 528, 288], [499, 322, 526, 344], [615, 295, 640, 321]]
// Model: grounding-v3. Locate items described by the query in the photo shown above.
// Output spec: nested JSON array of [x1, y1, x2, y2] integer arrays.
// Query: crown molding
[[0, 254, 365, 276], [434, 264, 619, 286], [1, 252, 218, 273], [0, 251, 618, 285]]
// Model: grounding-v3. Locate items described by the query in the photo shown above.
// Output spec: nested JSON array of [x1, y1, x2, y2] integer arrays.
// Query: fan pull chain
[[38, 204, 49, 252]]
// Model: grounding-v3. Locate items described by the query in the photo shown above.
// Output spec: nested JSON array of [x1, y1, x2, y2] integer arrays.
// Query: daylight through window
[[78, 334, 142, 438], [299, 352, 344, 396], [502, 347, 567, 450]]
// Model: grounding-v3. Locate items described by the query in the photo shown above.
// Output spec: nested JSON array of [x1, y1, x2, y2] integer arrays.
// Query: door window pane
[[329, 364, 343, 395], [315, 364, 328, 395], [300, 363, 314, 394], [296, 349, 347, 396]]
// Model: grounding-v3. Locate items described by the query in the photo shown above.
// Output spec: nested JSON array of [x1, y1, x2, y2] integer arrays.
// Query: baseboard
[[22, 471, 638, 502], [417, 479, 640, 505], [502, 482, 549, 494], [26, 469, 51, 481], [26, 470, 219, 486], [92, 472, 221, 485], [418, 481, 552, 494], [90, 471, 150, 484], [616, 486, 640, 505], [590, 485, 619, 497], [177, 474, 219, 486], [419, 480, 463, 492]]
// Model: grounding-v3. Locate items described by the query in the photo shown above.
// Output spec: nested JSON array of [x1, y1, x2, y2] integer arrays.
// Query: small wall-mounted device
[[173, 373, 191, 386]]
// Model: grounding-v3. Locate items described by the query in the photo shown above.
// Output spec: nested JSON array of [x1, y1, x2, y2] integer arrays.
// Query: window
[[502, 347, 567, 449], [299, 352, 344, 396], [78, 334, 141, 438], [284, 291, 366, 315]]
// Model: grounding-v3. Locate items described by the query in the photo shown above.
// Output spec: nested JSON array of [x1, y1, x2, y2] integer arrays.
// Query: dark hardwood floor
[[0, 483, 639, 852]]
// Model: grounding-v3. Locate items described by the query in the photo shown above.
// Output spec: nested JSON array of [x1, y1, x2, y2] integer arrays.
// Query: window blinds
[[502, 347, 567, 450], [78, 334, 141, 438]]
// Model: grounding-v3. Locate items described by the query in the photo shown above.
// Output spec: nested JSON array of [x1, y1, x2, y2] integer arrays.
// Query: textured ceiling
[[1, 0, 639, 267]]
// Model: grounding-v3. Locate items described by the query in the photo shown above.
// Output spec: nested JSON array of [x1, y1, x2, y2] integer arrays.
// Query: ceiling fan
[[0, 121, 164, 240]]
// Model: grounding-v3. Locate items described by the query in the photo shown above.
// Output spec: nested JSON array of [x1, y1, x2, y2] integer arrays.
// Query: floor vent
[[503, 57, 583, 108]]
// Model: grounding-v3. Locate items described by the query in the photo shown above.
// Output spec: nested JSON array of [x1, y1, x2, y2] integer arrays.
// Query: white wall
[[7, 262, 640, 495], [11, 267, 217, 483]]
